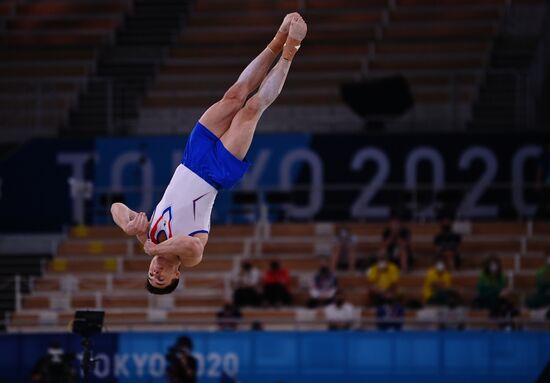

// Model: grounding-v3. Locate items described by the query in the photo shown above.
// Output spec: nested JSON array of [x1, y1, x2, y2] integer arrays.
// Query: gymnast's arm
[[144, 233, 207, 267], [110, 202, 148, 244]]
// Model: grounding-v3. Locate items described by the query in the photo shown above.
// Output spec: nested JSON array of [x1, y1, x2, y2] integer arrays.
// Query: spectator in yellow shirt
[[423, 256, 454, 305], [366, 255, 400, 306]]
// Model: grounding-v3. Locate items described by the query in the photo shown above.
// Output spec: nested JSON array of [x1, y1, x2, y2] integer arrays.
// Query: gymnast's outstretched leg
[[220, 15, 308, 160], [198, 12, 302, 138]]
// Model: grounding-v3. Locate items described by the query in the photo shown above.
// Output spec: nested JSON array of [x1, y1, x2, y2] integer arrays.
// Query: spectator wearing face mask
[[330, 226, 358, 271], [308, 261, 338, 308], [366, 255, 400, 306], [262, 260, 292, 306], [324, 291, 356, 330], [474, 255, 507, 309], [433, 217, 462, 270], [423, 256, 455, 306], [232, 259, 262, 307], [526, 249, 550, 309]]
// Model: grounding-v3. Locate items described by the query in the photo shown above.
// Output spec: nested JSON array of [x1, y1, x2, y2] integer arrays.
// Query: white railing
[[89, 181, 543, 225], [3, 316, 549, 333]]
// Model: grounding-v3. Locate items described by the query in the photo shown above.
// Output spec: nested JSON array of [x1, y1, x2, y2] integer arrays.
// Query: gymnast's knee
[[222, 83, 248, 109], [242, 96, 265, 119]]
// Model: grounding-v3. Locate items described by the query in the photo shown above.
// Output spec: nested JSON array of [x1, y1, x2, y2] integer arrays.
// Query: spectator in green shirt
[[527, 249, 550, 309], [474, 254, 507, 309]]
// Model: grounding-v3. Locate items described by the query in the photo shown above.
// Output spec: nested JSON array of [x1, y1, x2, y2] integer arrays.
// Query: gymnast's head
[[145, 230, 181, 295]]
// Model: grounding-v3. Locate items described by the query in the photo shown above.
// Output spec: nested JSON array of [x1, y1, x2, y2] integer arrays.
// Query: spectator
[[376, 292, 405, 331], [433, 217, 462, 270], [526, 249, 550, 308], [232, 259, 262, 307], [165, 336, 198, 383], [380, 214, 413, 271], [330, 226, 358, 271], [474, 255, 507, 309], [250, 321, 264, 331], [438, 294, 466, 331], [490, 295, 520, 331], [262, 260, 292, 306], [366, 255, 400, 306], [307, 261, 338, 308], [31, 341, 76, 383], [324, 291, 356, 330], [423, 256, 455, 306], [216, 303, 242, 331], [536, 141, 550, 219]]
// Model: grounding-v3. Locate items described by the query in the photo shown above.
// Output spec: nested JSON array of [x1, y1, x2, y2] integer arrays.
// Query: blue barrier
[[0, 331, 548, 383]]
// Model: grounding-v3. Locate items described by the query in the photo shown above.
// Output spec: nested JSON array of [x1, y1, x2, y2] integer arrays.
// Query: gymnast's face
[[148, 255, 180, 288]]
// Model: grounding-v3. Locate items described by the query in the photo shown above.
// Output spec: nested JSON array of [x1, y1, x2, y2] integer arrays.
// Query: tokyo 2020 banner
[[0, 331, 548, 383], [92, 132, 545, 223], [0, 132, 546, 232]]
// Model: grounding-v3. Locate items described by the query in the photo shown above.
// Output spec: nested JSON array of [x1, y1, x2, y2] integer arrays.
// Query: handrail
[[14, 274, 21, 313], [91, 181, 542, 222], [91, 181, 539, 193], [3, 317, 549, 332]]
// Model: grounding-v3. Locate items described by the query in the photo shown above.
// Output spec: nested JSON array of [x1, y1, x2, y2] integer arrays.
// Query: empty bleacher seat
[[0, 0, 132, 139]]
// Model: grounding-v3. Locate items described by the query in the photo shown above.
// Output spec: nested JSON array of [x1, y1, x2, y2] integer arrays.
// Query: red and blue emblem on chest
[[149, 206, 173, 244]]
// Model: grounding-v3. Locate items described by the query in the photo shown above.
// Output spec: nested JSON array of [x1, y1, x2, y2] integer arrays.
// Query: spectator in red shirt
[[262, 260, 292, 306]]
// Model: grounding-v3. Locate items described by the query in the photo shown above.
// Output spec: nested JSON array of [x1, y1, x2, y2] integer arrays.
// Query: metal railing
[[3, 317, 549, 333], [89, 181, 544, 225], [0, 274, 24, 327]]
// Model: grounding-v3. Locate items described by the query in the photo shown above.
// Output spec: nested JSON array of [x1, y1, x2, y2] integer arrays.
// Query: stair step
[[471, 112, 516, 122], [69, 0, 187, 134], [476, 94, 517, 103], [123, 18, 181, 26], [116, 35, 174, 44], [468, 29, 536, 130], [467, 122, 516, 131], [98, 68, 154, 76], [480, 81, 516, 90]]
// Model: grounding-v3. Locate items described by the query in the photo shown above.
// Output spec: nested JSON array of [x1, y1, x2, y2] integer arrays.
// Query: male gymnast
[[110, 13, 307, 294]]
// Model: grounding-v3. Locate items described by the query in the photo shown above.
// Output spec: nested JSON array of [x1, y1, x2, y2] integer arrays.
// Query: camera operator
[[31, 340, 76, 383], [166, 336, 198, 383]]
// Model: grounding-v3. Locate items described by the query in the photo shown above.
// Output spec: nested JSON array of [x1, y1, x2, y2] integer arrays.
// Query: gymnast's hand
[[125, 212, 148, 236], [144, 239, 157, 256]]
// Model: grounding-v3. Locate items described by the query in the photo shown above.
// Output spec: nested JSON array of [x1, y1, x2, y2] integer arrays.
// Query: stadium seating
[[2, 0, 538, 138], [136, 0, 386, 133], [135, 0, 510, 133], [6, 220, 550, 331], [0, 0, 132, 141]]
